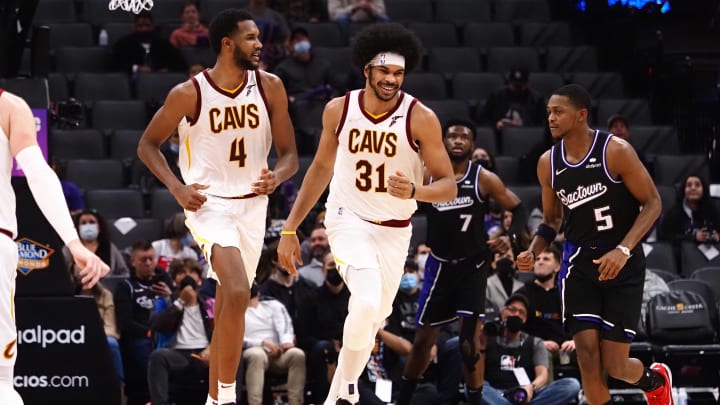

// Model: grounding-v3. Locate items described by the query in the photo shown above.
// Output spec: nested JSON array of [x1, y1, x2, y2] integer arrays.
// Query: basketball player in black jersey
[[517, 84, 672, 405], [397, 119, 527, 405]]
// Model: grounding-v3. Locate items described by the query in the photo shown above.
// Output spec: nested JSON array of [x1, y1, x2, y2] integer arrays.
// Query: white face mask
[[79, 223, 99, 241], [416, 253, 429, 272]]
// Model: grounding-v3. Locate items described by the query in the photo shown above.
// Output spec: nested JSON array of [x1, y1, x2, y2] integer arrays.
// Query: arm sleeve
[[15, 146, 79, 244]]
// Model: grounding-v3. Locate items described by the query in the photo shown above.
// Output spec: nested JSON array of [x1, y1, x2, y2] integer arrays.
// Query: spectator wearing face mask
[[486, 250, 523, 312], [413, 242, 430, 281], [275, 27, 336, 103], [152, 213, 200, 272], [471, 147, 497, 173], [63, 209, 129, 277]]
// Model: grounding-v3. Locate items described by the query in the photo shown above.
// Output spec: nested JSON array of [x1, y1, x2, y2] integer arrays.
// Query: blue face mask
[[293, 40, 311, 55], [399, 273, 418, 292], [169, 143, 179, 154], [181, 234, 194, 247]]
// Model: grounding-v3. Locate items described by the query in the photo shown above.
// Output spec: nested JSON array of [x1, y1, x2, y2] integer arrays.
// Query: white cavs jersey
[[0, 91, 17, 238], [327, 89, 423, 221], [178, 70, 272, 198]]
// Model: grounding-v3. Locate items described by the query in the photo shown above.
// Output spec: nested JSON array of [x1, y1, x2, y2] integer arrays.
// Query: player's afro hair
[[351, 23, 422, 72]]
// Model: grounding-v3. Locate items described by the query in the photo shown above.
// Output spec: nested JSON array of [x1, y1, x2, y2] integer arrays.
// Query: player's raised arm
[[259, 71, 298, 189]]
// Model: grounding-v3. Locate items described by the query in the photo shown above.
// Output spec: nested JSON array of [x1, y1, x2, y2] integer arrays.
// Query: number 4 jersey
[[327, 89, 424, 221], [551, 130, 640, 248], [178, 69, 272, 198]]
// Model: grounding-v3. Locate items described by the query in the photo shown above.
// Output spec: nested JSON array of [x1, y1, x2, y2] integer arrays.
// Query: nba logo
[[379, 53, 386, 65], [500, 355, 516, 370]]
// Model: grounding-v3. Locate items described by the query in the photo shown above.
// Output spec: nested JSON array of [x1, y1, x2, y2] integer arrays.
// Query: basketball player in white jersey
[[277, 23, 456, 405], [137, 9, 298, 405], [0, 89, 109, 404]]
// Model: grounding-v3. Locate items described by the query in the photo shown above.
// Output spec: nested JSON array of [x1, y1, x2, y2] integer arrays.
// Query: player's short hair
[[444, 118, 477, 140], [351, 23, 422, 72], [209, 8, 254, 54], [552, 84, 592, 111]]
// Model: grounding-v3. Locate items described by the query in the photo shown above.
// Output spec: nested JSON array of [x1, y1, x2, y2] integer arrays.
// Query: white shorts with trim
[[185, 194, 268, 284], [0, 235, 18, 369]]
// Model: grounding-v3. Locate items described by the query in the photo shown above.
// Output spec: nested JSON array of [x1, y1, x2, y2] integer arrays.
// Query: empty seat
[[149, 0, 185, 25], [34, 0, 77, 24], [528, 72, 564, 99], [596, 98, 652, 126], [102, 22, 134, 47], [51, 129, 105, 160], [656, 185, 676, 217], [422, 100, 470, 125], [644, 242, 678, 275], [110, 129, 143, 160], [519, 22, 572, 47], [312, 46, 352, 73], [48, 73, 69, 102], [86, 189, 145, 218], [487, 47, 540, 73], [408, 22, 458, 48], [55, 46, 110, 73], [501, 127, 546, 157], [109, 217, 164, 250], [572, 72, 624, 99], [463, 22, 515, 49], [475, 127, 497, 156], [508, 185, 541, 210], [653, 155, 708, 187], [427, 47, 481, 76], [46, 23, 94, 50], [136, 72, 187, 103], [292, 22, 344, 47], [410, 214, 427, 253], [682, 242, 720, 278], [149, 188, 183, 219], [204, 0, 250, 23], [494, 156, 519, 185], [180, 47, 216, 68], [83, 0, 134, 25], [434, 0, 491, 25], [75, 73, 131, 102], [648, 268, 679, 284], [545, 46, 598, 72], [494, 0, 551, 23], [402, 73, 447, 101], [690, 267, 720, 306], [452, 73, 503, 105], [65, 159, 125, 190], [385, 0, 433, 22], [92, 100, 148, 131], [629, 126, 679, 155], [0, 78, 49, 109]]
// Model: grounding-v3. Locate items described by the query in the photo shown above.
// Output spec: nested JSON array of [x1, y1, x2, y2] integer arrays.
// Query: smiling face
[[547, 94, 587, 140], [685, 176, 704, 204], [365, 64, 405, 102], [224, 20, 262, 70]]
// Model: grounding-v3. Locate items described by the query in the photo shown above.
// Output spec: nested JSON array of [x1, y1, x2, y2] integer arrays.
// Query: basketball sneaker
[[336, 399, 358, 405], [645, 362, 674, 405]]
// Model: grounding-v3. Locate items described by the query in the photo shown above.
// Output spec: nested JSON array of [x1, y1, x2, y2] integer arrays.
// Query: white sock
[[205, 394, 217, 405], [217, 380, 236, 404]]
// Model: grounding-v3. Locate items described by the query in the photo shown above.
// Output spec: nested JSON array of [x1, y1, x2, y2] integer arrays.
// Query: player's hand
[[560, 340, 575, 352], [544, 340, 560, 353], [487, 235, 512, 254], [251, 168, 277, 195], [516, 250, 535, 272], [388, 170, 414, 200], [67, 240, 110, 289], [277, 233, 302, 275], [593, 249, 628, 281], [172, 183, 208, 212], [151, 281, 172, 297]]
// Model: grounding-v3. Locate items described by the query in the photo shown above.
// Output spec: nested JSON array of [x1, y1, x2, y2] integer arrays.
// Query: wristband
[[280, 230, 296, 235], [409, 182, 416, 199], [173, 298, 185, 310], [534, 223, 557, 245]]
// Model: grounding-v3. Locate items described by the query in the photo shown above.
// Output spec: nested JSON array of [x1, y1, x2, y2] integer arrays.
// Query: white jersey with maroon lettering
[[327, 89, 423, 221], [0, 91, 17, 239], [178, 69, 272, 198]]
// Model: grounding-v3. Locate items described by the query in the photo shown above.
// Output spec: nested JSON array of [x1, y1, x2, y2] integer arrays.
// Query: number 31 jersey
[[550, 130, 640, 248], [178, 69, 272, 198], [327, 89, 424, 221]]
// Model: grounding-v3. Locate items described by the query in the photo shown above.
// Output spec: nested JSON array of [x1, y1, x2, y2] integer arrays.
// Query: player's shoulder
[[168, 78, 199, 99], [0, 90, 30, 112], [324, 94, 348, 115], [605, 132, 636, 158], [256, 69, 282, 86]]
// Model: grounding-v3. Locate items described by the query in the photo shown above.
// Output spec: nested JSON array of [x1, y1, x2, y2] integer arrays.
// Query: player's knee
[[349, 295, 380, 321]]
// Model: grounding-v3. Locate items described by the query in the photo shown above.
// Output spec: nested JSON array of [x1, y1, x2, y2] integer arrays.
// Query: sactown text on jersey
[[556, 183, 608, 209]]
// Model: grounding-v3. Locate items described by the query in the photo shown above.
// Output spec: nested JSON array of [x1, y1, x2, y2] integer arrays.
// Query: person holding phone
[[114, 240, 174, 405]]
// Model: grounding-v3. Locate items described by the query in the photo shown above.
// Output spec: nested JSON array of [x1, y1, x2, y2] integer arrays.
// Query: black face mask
[[277, 267, 291, 277], [496, 258, 516, 279], [535, 272, 555, 283], [326, 268, 343, 286], [475, 158, 491, 169], [179, 275, 198, 290], [250, 284, 259, 298], [505, 316, 524, 333]]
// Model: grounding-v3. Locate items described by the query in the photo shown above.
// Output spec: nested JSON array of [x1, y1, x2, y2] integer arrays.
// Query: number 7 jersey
[[177, 69, 272, 198], [327, 89, 424, 221]]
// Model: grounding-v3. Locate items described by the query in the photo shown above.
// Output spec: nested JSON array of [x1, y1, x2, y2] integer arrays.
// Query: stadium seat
[[401, 73, 447, 101], [92, 100, 148, 131], [48, 73, 69, 102], [0, 78, 49, 109], [100, 275, 129, 295], [109, 129, 143, 161], [571, 72, 625, 99], [656, 185, 676, 217], [667, 279, 718, 328], [180, 47, 216, 68], [51, 129, 106, 160], [423, 100, 470, 125], [690, 267, 720, 305], [596, 98, 652, 126], [410, 214, 427, 254], [65, 159, 125, 190], [462, 22, 515, 49], [487, 47, 540, 73], [452, 73, 503, 106], [109, 217, 164, 250], [149, 0, 185, 25], [136, 72, 186, 103], [102, 22, 134, 47], [644, 242, 678, 275], [55, 47, 110, 73], [86, 189, 145, 219], [46, 23, 94, 50], [493, 0, 551, 23], [312, 47, 352, 86], [501, 127, 546, 158], [292, 22, 344, 47], [204, 0, 250, 23], [434, 0, 491, 25], [408, 22, 458, 48], [34, 0, 77, 24], [494, 156, 519, 185], [290, 100, 325, 135], [648, 268, 680, 284], [545, 46, 598, 73], [519, 22, 572, 47], [628, 126, 679, 156], [83, 0, 134, 25], [475, 127, 497, 156], [508, 185, 541, 210], [427, 47, 481, 76], [653, 155, 709, 187], [149, 188, 183, 219], [528, 72, 564, 99], [385, 0, 433, 22], [75, 73, 131, 102]]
